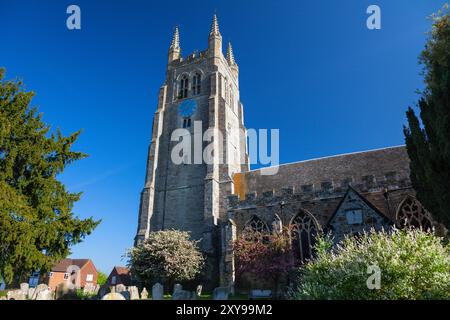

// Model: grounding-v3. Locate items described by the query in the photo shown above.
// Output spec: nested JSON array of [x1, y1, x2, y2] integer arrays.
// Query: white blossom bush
[[291, 228, 449, 300], [127, 230, 204, 289]]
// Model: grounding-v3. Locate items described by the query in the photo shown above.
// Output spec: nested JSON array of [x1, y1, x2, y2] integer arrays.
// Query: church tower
[[135, 15, 249, 286]]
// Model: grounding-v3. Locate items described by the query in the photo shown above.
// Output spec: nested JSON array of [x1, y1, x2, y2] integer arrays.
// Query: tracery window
[[179, 75, 188, 99], [290, 210, 319, 263], [243, 215, 269, 241], [192, 73, 201, 95], [396, 196, 434, 231]]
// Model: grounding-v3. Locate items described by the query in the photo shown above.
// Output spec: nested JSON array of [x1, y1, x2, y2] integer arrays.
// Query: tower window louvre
[[179, 76, 189, 99], [193, 73, 201, 95]]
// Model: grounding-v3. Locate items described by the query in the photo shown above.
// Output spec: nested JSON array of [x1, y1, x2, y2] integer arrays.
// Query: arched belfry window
[[243, 215, 269, 241], [179, 75, 188, 99], [396, 196, 434, 231], [290, 210, 319, 263], [193, 73, 201, 95]]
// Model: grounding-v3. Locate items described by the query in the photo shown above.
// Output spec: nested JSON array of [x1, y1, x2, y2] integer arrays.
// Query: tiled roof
[[51, 259, 91, 272]]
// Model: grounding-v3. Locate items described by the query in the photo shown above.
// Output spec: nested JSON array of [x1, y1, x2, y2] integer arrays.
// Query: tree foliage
[[291, 228, 450, 300], [127, 230, 204, 289], [404, 5, 450, 230], [0, 68, 100, 284], [97, 271, 108, 286]]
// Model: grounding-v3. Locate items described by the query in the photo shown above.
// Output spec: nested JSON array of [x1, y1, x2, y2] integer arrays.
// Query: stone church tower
[[135, 15, 249, 286]]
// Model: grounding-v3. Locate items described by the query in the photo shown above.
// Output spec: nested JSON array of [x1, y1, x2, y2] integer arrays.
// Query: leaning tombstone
[[152, 283, 164, 300], [31, 284, 49, 300]]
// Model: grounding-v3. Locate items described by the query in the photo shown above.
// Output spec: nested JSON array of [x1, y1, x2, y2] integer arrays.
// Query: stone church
[[134, 16, 437, 289]]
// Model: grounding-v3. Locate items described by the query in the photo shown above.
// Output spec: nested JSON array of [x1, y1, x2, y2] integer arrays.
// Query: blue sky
[[0, 0, 444, 274]]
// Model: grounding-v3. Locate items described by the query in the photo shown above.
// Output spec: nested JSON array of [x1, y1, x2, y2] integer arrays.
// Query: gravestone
[[196, 285, 203, 297], [27, 288, 35, 300], [93, 284, 100, 295], [172, 283, 192, 300], [101, 292, 126, 300], [173, 283, 182, 293], [31, 284, 49, 300], [7, 289, 26, 300], [128, 286, 140, 300], [140, 287, 149, 300], [152, 283, 164, 300], [115, 284, 126, 293], [213, 287, 230, 300], [20, 283, 29, 295], [36, 288, 53, 300], [249, 289, 272, 300]]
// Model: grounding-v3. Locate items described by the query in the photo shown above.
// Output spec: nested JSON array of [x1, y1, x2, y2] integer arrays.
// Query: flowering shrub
[[127, 230, 204, 288], [291, 228, 450, 300], [233, 227, 295, 291]]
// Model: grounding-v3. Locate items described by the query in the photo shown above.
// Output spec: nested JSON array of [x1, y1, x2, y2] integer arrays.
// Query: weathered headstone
[[140, 287, 149, 300], [152, 283, 164, 300], [115, 284, 126, 293], [20, 283, 29, 295], [31, 284, 49, 300], [172, 284, 192, 300], [173, 283, 183, 293], [128, 286, 140, 300], [27, 288, 36, 299], [101, 292, 126, 300], [196, 285, 203, 297], [7, 289, 26, 300], [36, 288, 53, 300], [213, 287, 230, 300], [93, 284, 100, 295]]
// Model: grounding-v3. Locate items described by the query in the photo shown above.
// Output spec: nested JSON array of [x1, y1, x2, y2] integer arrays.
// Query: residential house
[[44, 259, 98, 290]]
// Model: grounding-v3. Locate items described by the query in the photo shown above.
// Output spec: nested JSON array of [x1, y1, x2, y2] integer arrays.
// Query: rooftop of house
[[51, 259, 93, 272]]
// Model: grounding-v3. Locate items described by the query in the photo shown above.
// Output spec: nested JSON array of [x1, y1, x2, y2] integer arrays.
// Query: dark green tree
[[0, 68, 100, 285], [404, 5, 450, 230]]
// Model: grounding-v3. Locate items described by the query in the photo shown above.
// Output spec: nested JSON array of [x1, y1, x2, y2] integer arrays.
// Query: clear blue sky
[[0, 0, 444, 273]]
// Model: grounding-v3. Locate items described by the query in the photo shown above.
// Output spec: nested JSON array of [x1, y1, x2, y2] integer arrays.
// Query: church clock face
[[178, 99, 197, 118]]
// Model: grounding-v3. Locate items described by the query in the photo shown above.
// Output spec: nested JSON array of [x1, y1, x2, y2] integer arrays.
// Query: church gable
[[328, 187, 393, 243]]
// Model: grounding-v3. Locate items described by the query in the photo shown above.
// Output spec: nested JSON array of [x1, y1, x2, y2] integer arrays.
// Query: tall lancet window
[[290, 210, 319, 263], [192, 73, 201, 95], [179, 76, 188, 99]]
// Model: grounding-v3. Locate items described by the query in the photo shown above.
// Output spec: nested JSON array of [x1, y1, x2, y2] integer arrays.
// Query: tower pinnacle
[[226, 42, 235, 65], [170, 26, 180, 49], [210, 14, 220, 36], [168, 26, 181, 63]]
